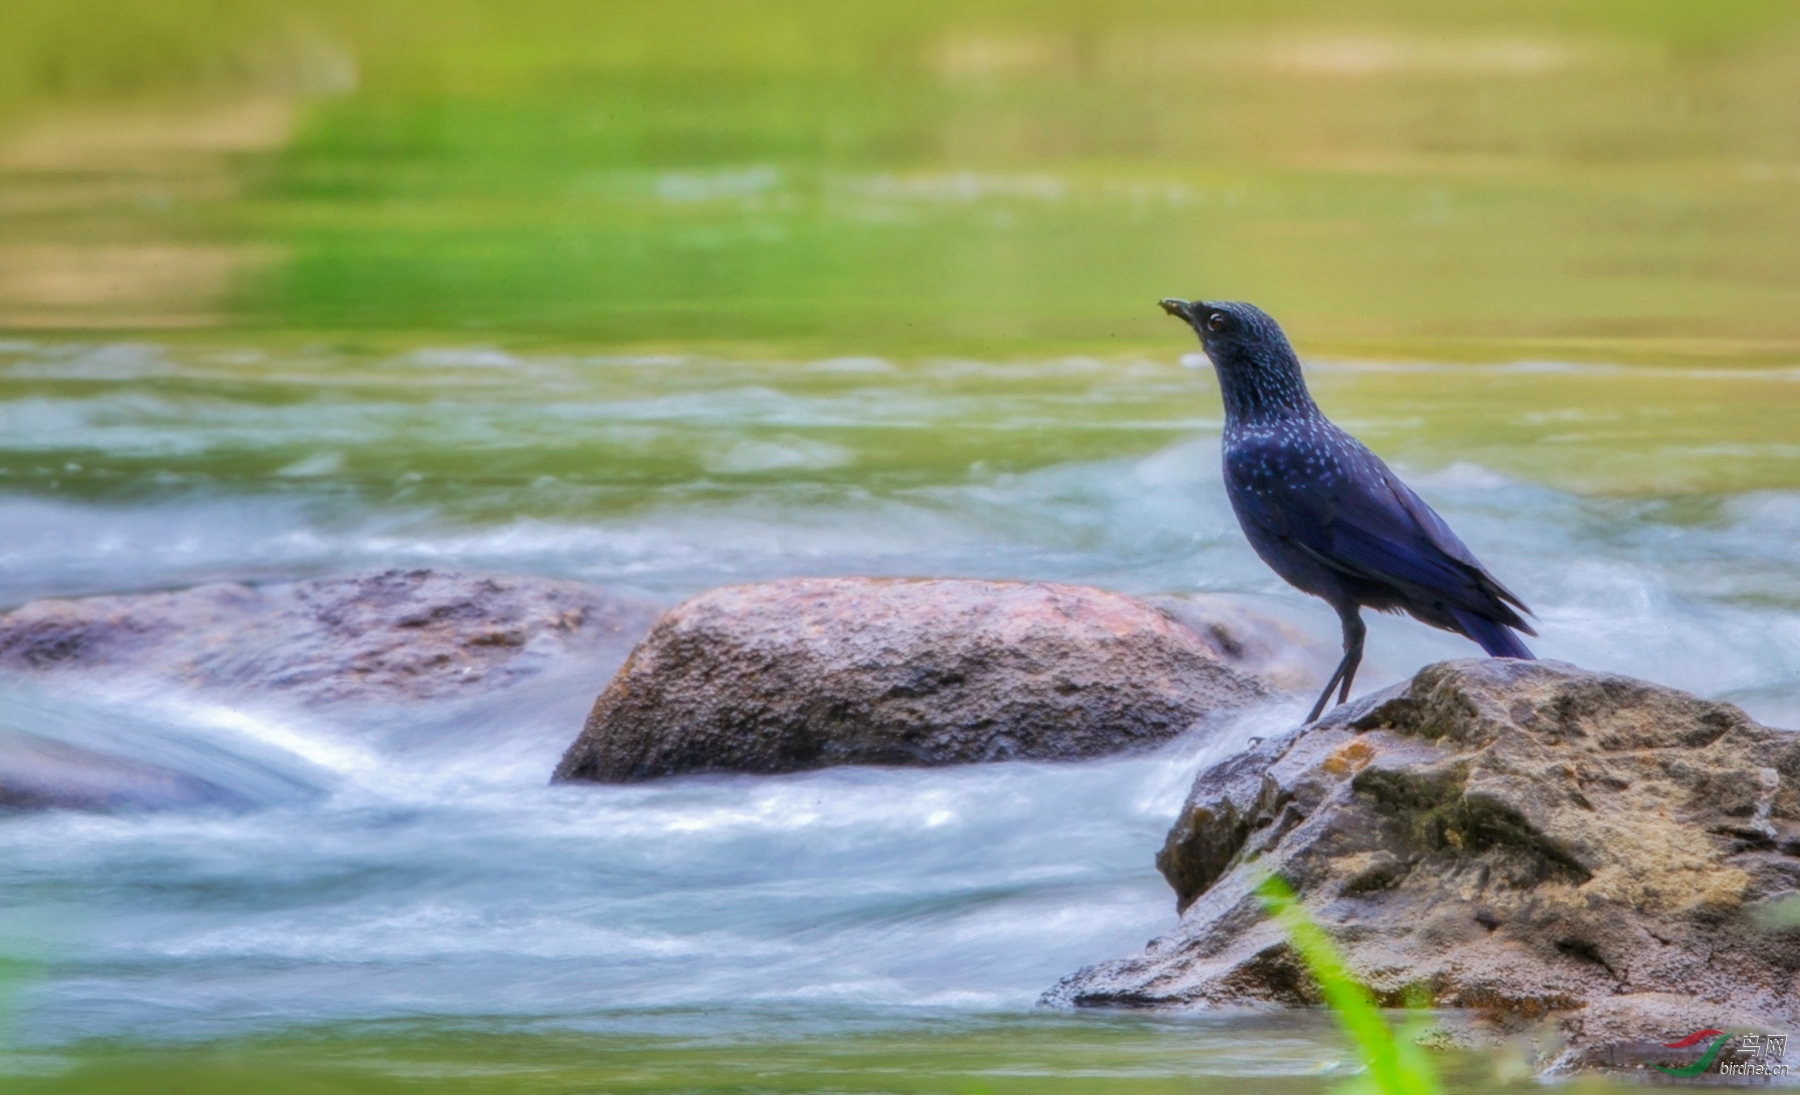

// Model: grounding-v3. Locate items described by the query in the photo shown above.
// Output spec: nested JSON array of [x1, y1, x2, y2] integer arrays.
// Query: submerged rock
[[554, 577, 1269, 783], [1147, 593, 1335, 693], [0, 569, 660, 706], [0, 731, 245, 812], [1045, 659, 1800, 1076]]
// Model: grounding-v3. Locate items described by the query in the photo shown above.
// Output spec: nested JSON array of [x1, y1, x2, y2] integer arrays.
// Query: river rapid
[[1, 338, 1797, 1087]]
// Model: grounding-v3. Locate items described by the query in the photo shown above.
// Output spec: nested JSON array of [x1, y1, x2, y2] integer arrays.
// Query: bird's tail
[[1451, 608, 1535, 660]]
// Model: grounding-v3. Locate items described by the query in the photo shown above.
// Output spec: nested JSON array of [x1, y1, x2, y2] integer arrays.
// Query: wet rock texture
[[555, 577, 1269, 782], [1046, 659, 1800, 1076], [0, 569, 659, 705]]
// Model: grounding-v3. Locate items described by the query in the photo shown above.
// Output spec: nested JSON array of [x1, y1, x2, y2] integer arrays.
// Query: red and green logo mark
[[1656, 1029, 1729, 1077]]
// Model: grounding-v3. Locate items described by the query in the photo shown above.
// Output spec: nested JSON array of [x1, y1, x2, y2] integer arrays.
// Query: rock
[[0, 731, 245, 812], [0, 569, 661, 706], [1045, 659, 1800, 1077], [555, 577, 1270, 783]]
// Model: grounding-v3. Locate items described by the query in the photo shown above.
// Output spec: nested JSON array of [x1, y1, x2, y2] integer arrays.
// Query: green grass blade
[[1253, 873, 1440, 1095]]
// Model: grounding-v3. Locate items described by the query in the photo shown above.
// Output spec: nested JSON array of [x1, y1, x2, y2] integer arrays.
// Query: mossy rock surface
[[1049, 658, 1800, 1077]]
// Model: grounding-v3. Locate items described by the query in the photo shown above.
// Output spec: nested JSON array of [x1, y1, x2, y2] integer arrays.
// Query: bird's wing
[[1382, 471, 1533, 616], [1226, 430, 1534, 630]]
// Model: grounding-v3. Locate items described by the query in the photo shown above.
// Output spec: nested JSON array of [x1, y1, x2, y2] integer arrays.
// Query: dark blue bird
[[1160, 298, 1535, 722]]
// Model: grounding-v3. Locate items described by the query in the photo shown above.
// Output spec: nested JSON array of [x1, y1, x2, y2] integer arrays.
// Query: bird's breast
[[1221, 432, 1345, 495]]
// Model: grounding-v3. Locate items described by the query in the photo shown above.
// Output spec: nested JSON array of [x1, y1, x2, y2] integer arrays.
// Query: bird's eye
[[1205, 312, 1229, 332]]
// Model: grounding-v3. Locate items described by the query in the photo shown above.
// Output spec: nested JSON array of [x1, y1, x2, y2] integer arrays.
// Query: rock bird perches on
[[1160, 298, 1535, 721]]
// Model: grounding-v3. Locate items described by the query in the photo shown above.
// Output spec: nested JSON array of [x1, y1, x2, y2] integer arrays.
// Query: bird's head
[[1158, 298, 1290, 363], [1158, 298, 1314, 421]]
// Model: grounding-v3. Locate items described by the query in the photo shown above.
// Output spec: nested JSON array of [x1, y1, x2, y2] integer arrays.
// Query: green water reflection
[[6, 1, 1799, 499], [5, 0, 1800, 359], [4, 344, 1798, 506], [1, 1013, 1561, 1095]]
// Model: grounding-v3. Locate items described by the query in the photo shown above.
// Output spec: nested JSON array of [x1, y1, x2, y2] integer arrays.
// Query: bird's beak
[[1158, 298, 1193, 321]]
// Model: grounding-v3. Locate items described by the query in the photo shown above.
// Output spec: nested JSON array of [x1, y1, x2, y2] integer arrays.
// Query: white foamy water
[[0, 674, 1306, 1043], [1, 342, 1797, 1049]]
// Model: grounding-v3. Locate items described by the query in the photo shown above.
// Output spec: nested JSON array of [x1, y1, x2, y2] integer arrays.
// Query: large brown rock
[[554, 577, 1270, 783], [0, 569, 660, 706], [1044, 659, 1800, 1076]]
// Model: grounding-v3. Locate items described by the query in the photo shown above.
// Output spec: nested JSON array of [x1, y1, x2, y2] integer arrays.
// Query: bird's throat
[[1211, 356, 1319, 427]]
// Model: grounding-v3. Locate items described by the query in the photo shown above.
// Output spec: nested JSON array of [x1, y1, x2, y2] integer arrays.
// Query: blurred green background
[[5, 0, 1800, 359]]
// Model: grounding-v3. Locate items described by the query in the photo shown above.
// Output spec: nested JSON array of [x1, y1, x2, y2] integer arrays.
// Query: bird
[[1159, 298, 1535, 722]]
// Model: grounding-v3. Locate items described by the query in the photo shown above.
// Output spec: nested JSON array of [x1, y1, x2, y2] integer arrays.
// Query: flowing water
[[0, 338, 1797, 1092], [5, 1, 1800, 1090]]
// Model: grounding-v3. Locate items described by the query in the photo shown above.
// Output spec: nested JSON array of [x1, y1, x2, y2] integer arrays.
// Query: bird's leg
[[1305, 673, 1341, 723], [1335, 609, 1366, 706], [1306, 608, 1367, 723]]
